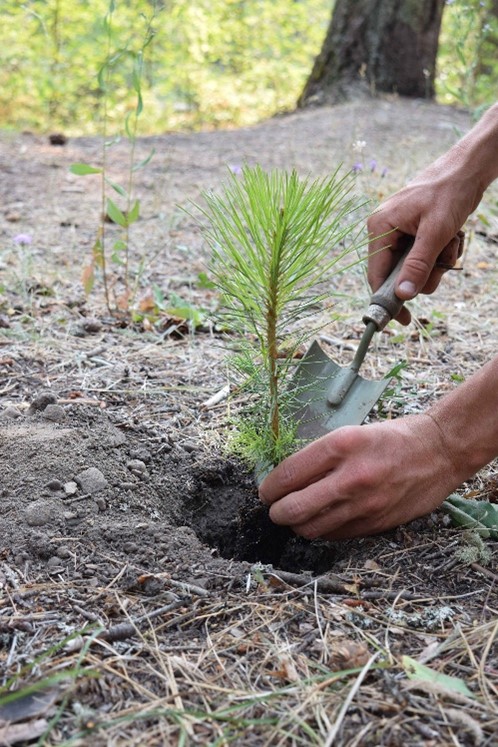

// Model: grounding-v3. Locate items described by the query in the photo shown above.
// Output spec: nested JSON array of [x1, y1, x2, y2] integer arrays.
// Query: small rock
[[63, 511, 79, 521], [75, 467, 108, 494], [46, 479, 63, 492], [14, 551, 30, 564], [129, 448, 151, 463], [81, 318, 102, 334], [109, 428, 126, 447], [1, 406, 22, 419], [57, 546, 71, 559], [127, 459, 147, 475], [47, 556, 63, 568], [5, 211, 21, 222], [25, 501, 53, 527], [29, 392, 57, 414], [119, 482, 136, 491], [41, 404, 66, 422], [64, 481, 78, 496], [94, 495, 106, 512], [181, 440, 198, 454]]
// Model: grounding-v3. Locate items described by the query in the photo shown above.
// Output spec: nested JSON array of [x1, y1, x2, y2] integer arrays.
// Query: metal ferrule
[[362, 303, 391, 331]]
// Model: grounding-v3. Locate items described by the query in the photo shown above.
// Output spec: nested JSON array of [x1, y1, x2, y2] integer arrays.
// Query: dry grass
[[1, 558, 497, 745]]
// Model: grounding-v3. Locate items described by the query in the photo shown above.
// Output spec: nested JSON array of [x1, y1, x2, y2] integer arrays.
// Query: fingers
[[417, 230, 465, 295], [293, 508, 384, 541], [439, 229, 465, 264], [395, 216, 463, 299], [368, 218, 464, 307], [259, 430, 348, 506], [367, 226, 405, 292], [268, 478, 343, 531]]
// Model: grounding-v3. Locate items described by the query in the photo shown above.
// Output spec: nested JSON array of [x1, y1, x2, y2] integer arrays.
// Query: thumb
[[395, 225, 449, 300]]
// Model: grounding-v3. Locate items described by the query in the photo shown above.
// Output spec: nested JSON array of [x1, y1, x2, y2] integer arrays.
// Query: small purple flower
[[228, 164, 243, 176], [352, 162, 363, 173], [13, 233, 33, 245], [369, 159, 377, 173], [381, 167, 389, 178]]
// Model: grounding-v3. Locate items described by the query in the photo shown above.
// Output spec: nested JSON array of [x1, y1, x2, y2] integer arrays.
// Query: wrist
[[426, 356, 498, 479], [450, 104, 498, 194]]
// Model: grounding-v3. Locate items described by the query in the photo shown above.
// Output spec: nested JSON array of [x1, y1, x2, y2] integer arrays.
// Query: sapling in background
[[70, 0, 158, 315], [198, 164, 365, 477]]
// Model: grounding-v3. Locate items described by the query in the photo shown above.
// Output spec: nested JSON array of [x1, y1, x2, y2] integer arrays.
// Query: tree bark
[[298, 0, 446, 107]]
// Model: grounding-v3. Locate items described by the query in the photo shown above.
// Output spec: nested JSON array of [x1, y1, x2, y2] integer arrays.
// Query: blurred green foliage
[[0, 0, 332, 134], [437, 0, 498, 113], [1, 0, 497, 135]]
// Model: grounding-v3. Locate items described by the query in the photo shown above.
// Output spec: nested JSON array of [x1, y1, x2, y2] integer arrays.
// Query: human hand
[[367, 152, 481, 325], [259, 414, 466, 540]]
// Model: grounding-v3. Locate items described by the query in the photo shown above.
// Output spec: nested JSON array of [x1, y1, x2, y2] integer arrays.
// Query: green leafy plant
[[437, 0, 498, 111], [197, 165, 364, 474], [402, 655, 474, 699], [70, 0, 158, 314], [443, 493, 498, 539]]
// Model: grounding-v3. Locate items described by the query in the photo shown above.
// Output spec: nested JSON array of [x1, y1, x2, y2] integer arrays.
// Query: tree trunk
[[298, 0, 446, 108]]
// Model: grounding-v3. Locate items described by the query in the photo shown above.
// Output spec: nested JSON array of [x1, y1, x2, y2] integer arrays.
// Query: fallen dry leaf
[[328, 639, 370, 671]]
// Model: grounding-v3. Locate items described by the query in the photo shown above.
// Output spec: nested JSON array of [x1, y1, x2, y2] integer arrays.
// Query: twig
[[99, 599, 188, 643], [200, 384, 230, 409], [66, 598, 188, 651], [151, 575, 211, 598], [269, 569, 348, 594], [471, 563, 498, 583], [324, 652, 380, 746]]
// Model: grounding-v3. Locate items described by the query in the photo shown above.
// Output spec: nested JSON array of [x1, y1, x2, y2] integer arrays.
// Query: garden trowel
[[291, 245, 411, 439]]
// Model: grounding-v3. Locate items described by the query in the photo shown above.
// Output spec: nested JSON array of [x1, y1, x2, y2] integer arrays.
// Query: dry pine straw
[[1, 545, 497, 746]]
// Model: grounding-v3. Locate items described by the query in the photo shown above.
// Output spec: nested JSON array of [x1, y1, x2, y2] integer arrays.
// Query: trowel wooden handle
[[363, 240, 413, 331]]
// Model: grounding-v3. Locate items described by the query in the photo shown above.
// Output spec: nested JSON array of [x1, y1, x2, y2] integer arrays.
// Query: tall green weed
[[70, 0, 158, 314], [437, 0, 498, 112]]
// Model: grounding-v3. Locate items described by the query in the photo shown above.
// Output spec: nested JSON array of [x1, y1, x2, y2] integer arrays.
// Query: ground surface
[[0, 98, 497, 745]]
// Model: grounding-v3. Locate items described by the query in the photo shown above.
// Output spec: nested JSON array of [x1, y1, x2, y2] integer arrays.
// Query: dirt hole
[[187, 459, 337, 574]]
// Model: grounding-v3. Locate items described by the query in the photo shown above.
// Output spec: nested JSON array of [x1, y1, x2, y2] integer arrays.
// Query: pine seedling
[[198, 165, 365, 475]]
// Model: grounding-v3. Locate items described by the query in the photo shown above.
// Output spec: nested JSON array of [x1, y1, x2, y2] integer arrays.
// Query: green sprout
[[198, 164, 365, 475], [70, 0, 158, 315]]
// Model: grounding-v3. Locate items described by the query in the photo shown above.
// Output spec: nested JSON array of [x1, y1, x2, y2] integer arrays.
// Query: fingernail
[[397, 280, 416, 298]]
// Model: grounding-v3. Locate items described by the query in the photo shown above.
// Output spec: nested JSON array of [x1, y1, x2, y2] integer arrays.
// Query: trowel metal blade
[[290, 341, 390, 440]]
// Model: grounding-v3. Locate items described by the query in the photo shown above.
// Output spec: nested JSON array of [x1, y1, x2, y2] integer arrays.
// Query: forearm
[[421, 104, 498, 201], [449, 103, 498, 193], [428, 354, 498, 479], [368, 104, 498, 307]]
